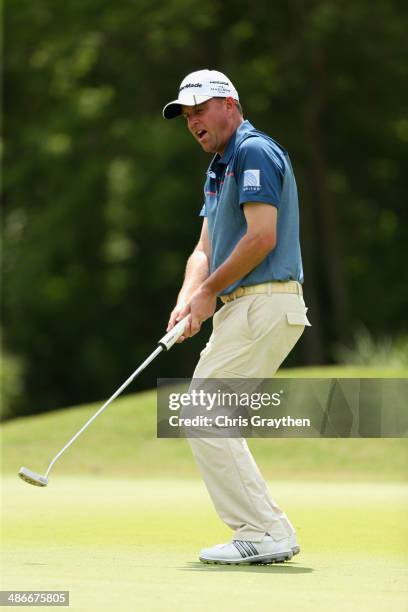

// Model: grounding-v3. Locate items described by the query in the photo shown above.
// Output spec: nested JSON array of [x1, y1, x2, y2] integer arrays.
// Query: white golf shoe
[[289, 533, 300, 556], [199, 533, 300, 565]]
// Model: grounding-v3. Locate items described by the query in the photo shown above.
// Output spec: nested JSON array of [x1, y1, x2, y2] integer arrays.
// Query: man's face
[[182, 98, 232, 155]]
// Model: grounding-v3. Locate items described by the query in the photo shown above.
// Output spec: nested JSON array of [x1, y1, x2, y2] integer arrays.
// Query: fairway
[[2, 477, 407, 611]]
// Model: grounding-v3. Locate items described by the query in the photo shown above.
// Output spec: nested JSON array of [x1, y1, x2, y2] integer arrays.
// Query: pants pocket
[[286, 311, 312, 327]]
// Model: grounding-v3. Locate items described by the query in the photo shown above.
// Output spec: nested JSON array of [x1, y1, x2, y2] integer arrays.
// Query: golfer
[[164, 69, 310, 564]]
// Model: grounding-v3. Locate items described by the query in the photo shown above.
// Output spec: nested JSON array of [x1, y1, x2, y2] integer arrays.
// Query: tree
[[3, 0, 407, 418]]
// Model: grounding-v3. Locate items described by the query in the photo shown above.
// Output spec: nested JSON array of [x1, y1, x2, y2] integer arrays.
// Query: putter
[[18, 317, 189, 487]]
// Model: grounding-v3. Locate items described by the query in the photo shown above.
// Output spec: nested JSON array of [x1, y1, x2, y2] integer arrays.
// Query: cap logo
[[179, 82, 203, 92]]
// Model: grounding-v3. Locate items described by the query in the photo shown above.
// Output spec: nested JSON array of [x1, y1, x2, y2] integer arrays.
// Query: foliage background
[[3, 0, 407, 419]]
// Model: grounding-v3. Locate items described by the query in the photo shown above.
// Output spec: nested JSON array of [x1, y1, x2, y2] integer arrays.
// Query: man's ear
[[225, 96, 236, 113]]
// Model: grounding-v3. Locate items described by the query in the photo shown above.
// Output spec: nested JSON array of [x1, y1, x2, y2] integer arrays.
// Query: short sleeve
[[199, 203, 207, 217], [235, 138, 284, 208]]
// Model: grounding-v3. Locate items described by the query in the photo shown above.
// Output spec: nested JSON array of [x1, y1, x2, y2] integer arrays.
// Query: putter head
[[18, 467, 48, 487]]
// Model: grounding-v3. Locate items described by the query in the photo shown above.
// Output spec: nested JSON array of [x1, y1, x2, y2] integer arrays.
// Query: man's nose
[[188, 113, 198, 131]]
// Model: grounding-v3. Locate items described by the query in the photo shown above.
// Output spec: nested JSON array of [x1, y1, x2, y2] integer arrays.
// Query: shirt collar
[[211, 120, 256, 169]]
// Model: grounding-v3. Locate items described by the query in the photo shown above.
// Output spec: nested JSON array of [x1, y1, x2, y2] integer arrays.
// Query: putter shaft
[[44, 345, 163, 478], [18, 316, 189, 486]]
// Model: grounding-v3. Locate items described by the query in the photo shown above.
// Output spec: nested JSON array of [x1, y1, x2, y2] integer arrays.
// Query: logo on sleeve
[[243, 169, 261, 191]]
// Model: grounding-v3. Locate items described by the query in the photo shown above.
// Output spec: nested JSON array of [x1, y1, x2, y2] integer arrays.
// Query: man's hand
[[186, 285, 217, 337], [167, 301, 191, 343], [167, 301, 189, 330], [167, 285, 216, 342]]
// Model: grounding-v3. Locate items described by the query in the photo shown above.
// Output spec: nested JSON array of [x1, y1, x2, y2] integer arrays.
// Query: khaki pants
[[189, 285, 310, 542]]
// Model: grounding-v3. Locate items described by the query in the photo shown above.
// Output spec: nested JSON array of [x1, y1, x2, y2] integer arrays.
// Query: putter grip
[[158, 316, 189, 350]]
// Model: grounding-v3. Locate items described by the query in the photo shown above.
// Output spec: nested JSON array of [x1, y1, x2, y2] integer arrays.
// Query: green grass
[[2, 477, 407, 612], [275, 365, 408, 378], [1, 366, 407, 611], [1, 367, 407, 481]]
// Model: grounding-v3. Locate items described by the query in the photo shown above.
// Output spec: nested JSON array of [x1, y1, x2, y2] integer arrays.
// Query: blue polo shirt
[[200, 120, 304, 295]]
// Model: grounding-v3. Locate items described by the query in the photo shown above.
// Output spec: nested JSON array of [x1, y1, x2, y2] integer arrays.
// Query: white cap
[[163, 69, 239, 119]]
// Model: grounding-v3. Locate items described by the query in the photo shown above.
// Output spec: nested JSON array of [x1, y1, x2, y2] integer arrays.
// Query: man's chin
[[200, 142, 215, 153]]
